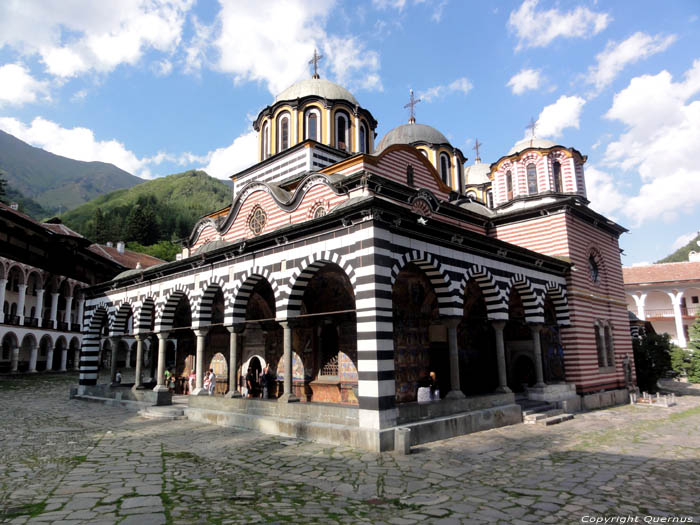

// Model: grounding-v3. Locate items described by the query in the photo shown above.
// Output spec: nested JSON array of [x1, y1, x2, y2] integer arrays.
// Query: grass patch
[[0, 501, 46, 520], [162, 451, 197, 460]]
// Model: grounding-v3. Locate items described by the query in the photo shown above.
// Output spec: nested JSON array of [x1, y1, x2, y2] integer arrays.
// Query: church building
[[79, 62, 634, 451]]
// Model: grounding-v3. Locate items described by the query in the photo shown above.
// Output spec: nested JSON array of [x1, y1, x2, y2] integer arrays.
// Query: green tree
[[125, 204, 160, 245], [632, 332, 673, 393], [688, 313, 700, 383], [670, 346, 692, 378], [92, 208, 109, 244], [0, 175, 7, 203]]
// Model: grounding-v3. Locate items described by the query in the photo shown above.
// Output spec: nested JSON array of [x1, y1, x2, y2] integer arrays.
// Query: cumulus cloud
[[418, 77, 472, 102], [603, 60, 700, 225], [583, 166, 625, 218], [586, 32, 676, 93], [507, 68, 541, 95], [508, 0, 610, 51], [0, 1, 193, 78], [201, 132, 258, 180], [0, 63, 50, 107], [534, 95, 586, 138]]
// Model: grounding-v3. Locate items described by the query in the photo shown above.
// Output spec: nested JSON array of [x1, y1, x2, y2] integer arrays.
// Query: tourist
[[246, 367, 255, 398], [203, 370, 211, 393], [164, 368, 171, 388], [260, 364, 270, 399], [115, 370, 122, 384], [429, 371, 439, 401], [208, 368, 216, 396], [188, 369, 196, 394]]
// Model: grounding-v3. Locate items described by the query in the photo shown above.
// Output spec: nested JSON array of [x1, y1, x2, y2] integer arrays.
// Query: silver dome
[[507, 137, 557, 156], [275, 78, 358, 106], [377, 123, 450, 151]]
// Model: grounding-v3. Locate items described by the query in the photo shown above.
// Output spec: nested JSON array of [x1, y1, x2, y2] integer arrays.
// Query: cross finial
[[473, 138, 482, 163], [309, 49, 323, 79], [526, 117, 537, 139], [404, 89, 421, 124]]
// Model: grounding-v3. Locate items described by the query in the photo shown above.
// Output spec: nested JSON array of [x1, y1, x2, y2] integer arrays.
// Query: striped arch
[[390, 250, 457, 316], [230, 267, 279, 324], [545, 282, 570, 326], [193, 274, 229, 328], [134, 296, 156, 334], [155, 284, 193, 332], [506, 274, 544, 323], [279, 252, 356, 318], [112, 303, 134, 335], [79, 305, 109, 386], [459, 265, 508, 320]]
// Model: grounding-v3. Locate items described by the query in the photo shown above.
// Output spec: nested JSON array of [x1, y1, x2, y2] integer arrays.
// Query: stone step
[[521, 403, 556, 417], [138, 406, 187, 420], [536, 413, 574, 426], [523, 408, 564, 423]]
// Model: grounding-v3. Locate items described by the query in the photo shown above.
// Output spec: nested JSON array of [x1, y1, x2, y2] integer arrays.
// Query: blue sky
[[0, 0, 698, 265]]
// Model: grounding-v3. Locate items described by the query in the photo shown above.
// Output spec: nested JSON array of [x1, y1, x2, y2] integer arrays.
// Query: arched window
[[466, 191, 477, 200], [278, 113, 290, 152], [506, 170, 513, 200], [359, 123, 368, 153], [305, 109, 320, 142], [420, 149, 429, 158], [588, 254, 600, 283], [553, 161, 562, 192], [335, 112, 349, 151], [526, 163, 538, 194], [261, 121, 269, 160], [456, 160, 463, 193], [595, 322, 606, 367], [486, 190, 494, 208], [440, 153, 450, 185], [604, 323, 614, 368]]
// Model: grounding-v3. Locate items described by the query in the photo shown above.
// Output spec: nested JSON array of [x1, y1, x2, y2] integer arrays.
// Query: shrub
[[632, 333, 673, 393]]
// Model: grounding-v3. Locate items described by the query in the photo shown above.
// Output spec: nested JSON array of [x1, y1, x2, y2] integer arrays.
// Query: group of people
[[417, 370, 439, 403], [243, 364, 271, 399], [184, 369, 216, 395]]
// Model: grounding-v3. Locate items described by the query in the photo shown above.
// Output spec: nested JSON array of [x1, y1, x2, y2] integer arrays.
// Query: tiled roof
[[623, 261, 700, 285], [88, 244, 164, 269], [42, 222, 84, 238]]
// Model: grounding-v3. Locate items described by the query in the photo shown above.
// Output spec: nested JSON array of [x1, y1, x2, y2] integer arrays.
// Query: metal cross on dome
[[404, 89, 421, 124], [526, 117, 537, 139], [309, 49, 323, 79], [473, 138, 482, 162]]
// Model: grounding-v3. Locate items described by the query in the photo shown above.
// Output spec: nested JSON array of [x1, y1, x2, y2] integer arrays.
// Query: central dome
[[507, 137, 557, 156], [377, 123, 450, 151], [275, 78, 358, 105]]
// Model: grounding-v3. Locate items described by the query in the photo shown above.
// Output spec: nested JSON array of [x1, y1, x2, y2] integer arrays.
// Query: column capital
[[156, 331, 170, 341], [134, 333, 149, 341], [442, 316, 462, 329], [491, 320, 506, 330], [279, 318, 300, 329], [529, 323, 543, 333], [193, 327, 209, 338], [226, 323, 245, 334], [17, 283, 27, 290]]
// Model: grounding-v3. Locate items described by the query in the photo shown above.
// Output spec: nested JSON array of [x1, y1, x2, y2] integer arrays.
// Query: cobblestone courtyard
[[1, 374, 699, 524]]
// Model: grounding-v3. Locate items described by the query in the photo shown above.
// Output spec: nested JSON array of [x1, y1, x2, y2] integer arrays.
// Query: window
[[692, 296, 698, 304], [248, 206, 267, 236], [313, 206, 327, 218], [406, 164, 414, 186], [420, 149, 429, 158], [466, 191, 477, 200], [553, 161, 562, 192], [278, 114, 290, 152], [604, 324, 614, 369], [335, 112, 349, 150], [506, 170, 513, 200], [261, 122, 269, 159], [440, 153, 450, 185], [526, 163, 538, 194], [486, 190, 493, 208], [595, 323, 606, 367], [359, 123, 368, 153], [588, 255, 600, 283], [305, 110, 319, 142], [456, 161, 463, 193]]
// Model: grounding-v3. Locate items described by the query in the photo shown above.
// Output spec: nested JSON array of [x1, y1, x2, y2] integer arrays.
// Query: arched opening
[[57, 279, 71, 331], [25, 271, 42, 326], [291, 264, 357, 404], [1, 332, 18, 373], [38, 335, 53, 372], [540, 297, 565, 382], [277, 112, 290, 152], [440, 153, 450, 185], [53, 336, 67, 371], [526, 163, 538, 195], [69, 337, 80, 371], [169, 293, 193, 393], [335, 111, 350, 151], [19, 334, 37, 373], [505, 288, 534, 392], [305, 109, 320, 142], [261, 121, 270, 160], [359, 122, 368, 153], [5, 266, 24, 325], [553, 161, 562, 192], [392, 262, 443, 403], [506, 170, 513, 200], [458, 280, 498, 395]]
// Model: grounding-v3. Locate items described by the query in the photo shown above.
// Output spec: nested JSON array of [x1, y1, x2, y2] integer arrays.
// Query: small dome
[[465, 161, 491, 185], [377, 123, 450, 151], [275, 78, 358, 106], [507, 137, 557, 156]]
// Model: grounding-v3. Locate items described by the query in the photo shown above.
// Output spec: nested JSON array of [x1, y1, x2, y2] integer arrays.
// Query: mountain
[[60, 169, 231, 245], [657, 231, 700, 263], [0, 129, 142, 214]]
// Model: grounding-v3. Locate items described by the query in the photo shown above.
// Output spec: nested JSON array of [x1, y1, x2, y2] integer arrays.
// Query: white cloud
[[507, 68, 541, 95], [587, 32, 676, 92], [153, 59, 173, 76], [603, 60, 700, 225], [584, 166, 624, 218], [201, 132, 258, 179], [418, 77, 472, 102], [671, 231, 699, 251], [0, 1, 193, 78], [534, 95, 586, 138], [323, 35, 383, 92], [0, 63, 50, 107], [508, 0, 610, 51], [0, 116, 152, 177]]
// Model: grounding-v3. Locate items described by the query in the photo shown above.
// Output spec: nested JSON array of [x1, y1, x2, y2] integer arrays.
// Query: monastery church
[[79, 59, 634, 451]]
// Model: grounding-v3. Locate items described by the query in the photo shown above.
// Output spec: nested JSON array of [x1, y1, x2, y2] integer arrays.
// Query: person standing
[[208, 368, 216, 396], [188, 369, 196, 394], [260, 364, 270, 399]]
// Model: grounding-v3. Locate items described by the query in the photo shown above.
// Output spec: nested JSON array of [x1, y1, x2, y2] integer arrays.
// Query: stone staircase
[[517, 398, 574, 426]]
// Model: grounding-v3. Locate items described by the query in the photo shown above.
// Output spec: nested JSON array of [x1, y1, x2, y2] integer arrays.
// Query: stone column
[[154, 332, 169, 392], [491, 321, 511, 393], [669, 292, 687, 348], [49, 292, 59, 329], [132, 334, 146, 391], [0, 278, 6, 323], [530, 324, 546, 388], [444, 317, 465, 399], [59, 345, 68, 372], [10, 345, 19, 373], [74, 347, 80, 371], [632, 293, 647, 321], [46, 344, 54, 372], [64, 296, 74, 326], [35, 289, 45, 327], [28, 343, 38, 373], [124, 347, 132, 369], [225, 325, 242, 398], [77, 299, 85, 332], [16, 284, 27, 325], [192, 328, 209, 395], [278, 321, 299, 403], [109, 336, 120, 384]]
